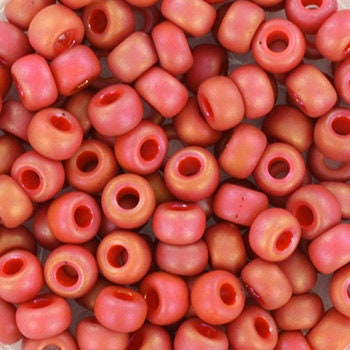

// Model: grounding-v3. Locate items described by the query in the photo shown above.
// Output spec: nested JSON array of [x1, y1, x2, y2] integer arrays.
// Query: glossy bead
[[217, 123, 267, 179], [174, 317, 229, 350], [50, 44, 101, 96], [11, 150, 65, 203], [226, 305, 279, 350], [114, 120, 168, 175], [218, 0, 265, 53], [262, 104, 314, 153], [11, 54, 58, 111], [308, 222, 350, 274], [272, 293, 324, 331], [0, 296, 22, 345], [160, 0, 216, 37], [253, 142, 306, 197], [213, 182, 269, 227], [82, 0, 135, 50], [197, 76, 244, 131], [47, 191, 101, 244], [16, 293, 72, 340], [27, 107, 84, 160], [151, 20, 193, 76], [44, 244, 98, 298], [329, 264, 350, 317], [76, 316, 129, 350], [241, 258, 293, 310], [134, 66, 188, 118], [252, 18, 305, 74], [249, 207, 301, 262], [321, 181, 350, 219], [101, 173, 156, 229], [285, 183, 342, 240], [21, 331, 78, 350], [64, 139, 119, 194], [152, 201, 206, 245], [0, 174, 33, 228], [0, 133, 25, 175], [107, 31, 158, 83], [191, 270, 245, 325], [285, 64, 338, 118], [140, 271, 189, 325], [28, 4, 85, 60], [164, 146, 220, 202], [97, 230, 152, 285], [88, 83, 143, 137], [315, 9, 350, 62], [275, 331, 312, 350], [95, 285, 147, 333]]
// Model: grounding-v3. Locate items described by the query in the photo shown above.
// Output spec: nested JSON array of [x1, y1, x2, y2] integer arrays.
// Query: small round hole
[[29, 296, 52, 309], [56, 264, 79, 287], [255, 316, 272, 338], [301, 0, 322, 8], [76, 151, 99, 172], [54, 30, 77, 54], [116, 187, 140, 209], [140, 139, 160, 161], [50, 115, 72, 131], [89, 9, 108, 34], [43, 346, 60, 350], [74, 205, 93, 228], [196, 323, 219, 339], [331, 115, 350, 136], [144, 288, 159, 311], [21, 169, 40, 190], [114, 289, 134, 301], [266, 31, 289, 52], [347, 283, 350, 299], [219, 283, 236, 305], [275, 231, 294, 251], [295, 204, 314, 228], [2, 258, 24, 275], [99, 90, 121, 105], [268, 158, 290, 179], [107, 245, 129, 268], [170, 203, 190, 210], [198, 94, 214, 120], [178, 156, 202, 177]]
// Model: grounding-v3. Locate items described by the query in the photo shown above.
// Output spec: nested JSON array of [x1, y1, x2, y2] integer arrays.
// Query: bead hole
[[301, 0, 322, 9], [54, 30, 77, 54], [144, 288, 159, 311], [89, 9, 108, 34], [196, 323, 219, 339], [140, 139, 160, 161], [266, 31, 289, 53], [74, 205, 93, 228], [268, 157, 290, 179], [178, 156, 202, 177], [43, 346, 61, 350], [295, 204, 314, 228], [107, 245, 129, 268], [170, 202, 190, 210], [116, 187, 140, 209], [76, 151, 99, 172], [51, 115, 72, 131], [21, 169, 40, 190], [219, 283, 236, 305], [255, 316, 272, 338], [331, 115, 350, 136], [56, 264, 79, 287], [276, 230, 294, 251], [2, 258, 24, 275], [99, 90, 121, 105], [114, 289, 134, 301], [198, 94, 214, 120], [29, 296, 52, 309], [127, 333, 144, 350]]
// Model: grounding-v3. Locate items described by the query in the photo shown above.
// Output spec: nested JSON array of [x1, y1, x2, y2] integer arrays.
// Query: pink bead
[[217, 123, 267, 179], [11, 54, 58, 111], [0, 64, 12, 99], [0, 133, 25, 175], [152, 201, 206, 245], [101, 173, 156, 229], [151, 20, 193, 76], [47, 191, 101, 244], [28, 4, 85, 60], [334, 57, 350, 104], [140, 271, 189, 325], [285, 183, 342, 240], [197, 76, 244, 131], [253, 142, 306, 197], [252, 18, 305, 74], [82, 0, 135, 50], [88, 83, 144, 137], [164, 146, 220, 202], [160, 0, 216, 37], [44, 244, 98, 298], [22, 331, 78, 350], [226, 305, 279, 350], [50, 44, 101, 96], [0, 297, 22, 345], [59, 0, 94, 9], [96, 229, 152, 285], [213, 182, 269, 227], [321, 181, 350, 219], [0, 249, 43, 304], [329, 264, 350, 317], [218, 0, 265, 54], [135, 66, 188, 118], [107, 31, 158, 83], [308, 222, 350, 274], [94, 285, 148, 333], [275, 331, 312, 350], [11, 150, 65, 203], [114, 120, 168, 175], [174, 317, 229, 350]]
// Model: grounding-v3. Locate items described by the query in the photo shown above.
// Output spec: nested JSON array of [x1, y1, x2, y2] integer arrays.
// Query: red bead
[[0, 297, 22, 345], [0, 63, 12, 98], [334, 57, 350, 104], [59, 0, 94, 9], [22, 331, 78, 350], [329, 264, 350, 317], [275, 331, 312, 350], [0, 133, 25, 175]]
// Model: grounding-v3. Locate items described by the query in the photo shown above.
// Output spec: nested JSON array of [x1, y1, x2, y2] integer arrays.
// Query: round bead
[[275, 331, 312, 350], [329, 264, 350, 317], [321, 181, 350, 219], [0, 297, 22, 345], [21, 331, 78, 350], [0, 133, 25, 175], [334, 57, 350, 104]]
